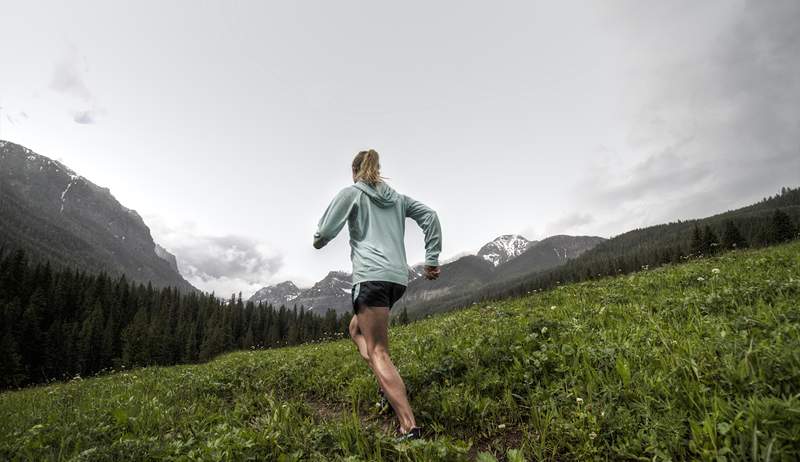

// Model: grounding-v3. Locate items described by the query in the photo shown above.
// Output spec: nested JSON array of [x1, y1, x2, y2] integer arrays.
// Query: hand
[[424, 265, 440, 280], [313, 233, 326, 249]]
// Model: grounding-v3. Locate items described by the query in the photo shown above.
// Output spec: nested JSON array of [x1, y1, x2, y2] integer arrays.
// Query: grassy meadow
[[1, 242, 799, 461]]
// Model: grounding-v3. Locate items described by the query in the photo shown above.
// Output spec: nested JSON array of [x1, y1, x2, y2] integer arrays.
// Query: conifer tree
[[702, 225, 719, 255], [690, 224, 703, 255], [721, 220, 748, 249], [770, 209, 797, 243], [0, 326, 24, 388]]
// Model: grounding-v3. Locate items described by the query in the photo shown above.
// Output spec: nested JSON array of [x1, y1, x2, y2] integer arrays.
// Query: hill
[[2, 241, 798, 460], [0, 140, 195, 292]]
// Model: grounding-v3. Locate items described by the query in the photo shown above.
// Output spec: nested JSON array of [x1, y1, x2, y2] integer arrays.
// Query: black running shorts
[[351, 281, 407, 314]]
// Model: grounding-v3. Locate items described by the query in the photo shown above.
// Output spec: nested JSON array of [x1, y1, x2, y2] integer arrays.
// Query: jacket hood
[[353, 181, 399, 208]]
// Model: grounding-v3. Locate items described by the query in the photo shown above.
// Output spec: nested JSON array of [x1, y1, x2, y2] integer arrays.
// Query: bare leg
[[349, 315, 371, 363], [356, 305, 417, 433]]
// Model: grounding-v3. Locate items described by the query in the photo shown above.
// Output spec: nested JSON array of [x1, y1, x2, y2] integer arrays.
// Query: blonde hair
[[352, 149, 384, 185]]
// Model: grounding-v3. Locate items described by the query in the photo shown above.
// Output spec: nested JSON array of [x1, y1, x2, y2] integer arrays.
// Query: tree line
[[0, 248, 355, 389]]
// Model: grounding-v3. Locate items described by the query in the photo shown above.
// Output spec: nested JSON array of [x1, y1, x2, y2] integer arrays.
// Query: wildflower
[[550, 305, 556, 310], [576, 397, 584, 405], [498, 424, 506, 429], [711, 268, 720, 274], [541, 326, 548, 334], [589, 432, 597, 440], [697, 277, 705, 282]]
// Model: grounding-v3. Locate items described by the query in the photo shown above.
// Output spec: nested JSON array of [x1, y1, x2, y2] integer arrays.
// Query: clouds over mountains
[[147, 216, 284, 298]]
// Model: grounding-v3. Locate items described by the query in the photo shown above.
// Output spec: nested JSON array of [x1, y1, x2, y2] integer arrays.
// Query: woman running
[[313, 149, 442, 442]]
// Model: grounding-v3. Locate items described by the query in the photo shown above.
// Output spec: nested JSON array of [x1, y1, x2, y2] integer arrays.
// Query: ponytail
[[352, 149, 384, 185]]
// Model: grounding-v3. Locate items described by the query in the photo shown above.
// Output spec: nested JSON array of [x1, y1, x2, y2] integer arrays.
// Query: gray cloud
[[146, 215, 284, 297], [50, 50, 105, 124], [50, 55, 92, 102], [578, 0, 800, 231], [173, 234, 283, 283], [544, 213, 595, 236], [72, 110, 97, 124]]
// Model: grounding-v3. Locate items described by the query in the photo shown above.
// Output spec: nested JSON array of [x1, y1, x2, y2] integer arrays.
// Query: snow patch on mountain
[[250, 281, 303, 306], [477, 235, 535, 267]]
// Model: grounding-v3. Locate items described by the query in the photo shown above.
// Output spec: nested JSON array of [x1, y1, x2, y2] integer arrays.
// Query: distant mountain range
[[0, 140, 196, 292], [248, 234, 605, 315]]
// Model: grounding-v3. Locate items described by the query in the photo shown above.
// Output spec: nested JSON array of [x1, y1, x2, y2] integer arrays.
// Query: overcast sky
[[1, 0, 798, 296]]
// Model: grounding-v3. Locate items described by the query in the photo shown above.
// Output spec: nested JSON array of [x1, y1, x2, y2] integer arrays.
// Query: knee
[[348, 318, 359, 338]]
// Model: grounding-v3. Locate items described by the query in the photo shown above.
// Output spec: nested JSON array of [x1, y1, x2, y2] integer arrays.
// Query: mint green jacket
[[313, 181, 442, 286]]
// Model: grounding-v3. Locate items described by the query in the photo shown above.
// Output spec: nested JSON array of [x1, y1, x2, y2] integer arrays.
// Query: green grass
[[2, 242, 800, 461]]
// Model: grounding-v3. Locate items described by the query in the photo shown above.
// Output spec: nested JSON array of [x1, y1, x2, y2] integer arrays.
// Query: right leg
[[357, 305, 417, 433]]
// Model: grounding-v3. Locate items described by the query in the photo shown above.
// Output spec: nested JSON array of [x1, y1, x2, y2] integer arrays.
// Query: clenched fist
[[424, 265, 441, 280]]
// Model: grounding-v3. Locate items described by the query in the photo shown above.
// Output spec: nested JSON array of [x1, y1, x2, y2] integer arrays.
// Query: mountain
[[154, 243, 180, 273], [0, 140, 196, 292], [249, 271, 353, 316], [477, 234, 534, 266], [396, 235, 603, 312], [399, 254, 494, 307], [249, 281, 302, 307], [491, 235, 605, 282]]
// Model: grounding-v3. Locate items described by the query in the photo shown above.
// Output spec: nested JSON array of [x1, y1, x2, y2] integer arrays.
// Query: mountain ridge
[[0, 140, 197, 292]]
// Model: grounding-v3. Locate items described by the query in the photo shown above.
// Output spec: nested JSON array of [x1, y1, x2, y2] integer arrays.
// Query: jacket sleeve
[[403, 195, 442, 266], [314, 188, 356, 249]]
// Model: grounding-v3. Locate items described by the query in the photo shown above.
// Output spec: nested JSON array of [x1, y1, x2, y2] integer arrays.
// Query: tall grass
[[2, 242, 799, 461]]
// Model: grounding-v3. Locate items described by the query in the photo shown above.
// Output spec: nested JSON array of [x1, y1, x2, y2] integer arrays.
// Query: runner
[[313, 149, 442, 442]]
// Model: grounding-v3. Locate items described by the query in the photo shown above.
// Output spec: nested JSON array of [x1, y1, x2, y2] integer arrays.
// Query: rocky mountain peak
[[477, 234, 535, 267]]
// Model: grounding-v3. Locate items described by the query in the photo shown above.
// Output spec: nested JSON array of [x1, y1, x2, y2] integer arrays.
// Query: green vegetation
[[0, 247, 354, 389], [2, 242, 799, 461]]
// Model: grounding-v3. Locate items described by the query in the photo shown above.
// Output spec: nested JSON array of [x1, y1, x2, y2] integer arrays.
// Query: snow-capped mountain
[[477, 234, 536, 267], [249, 281, 302, 306], [0, 140, 196, 292], [249, 271, 354, 315]]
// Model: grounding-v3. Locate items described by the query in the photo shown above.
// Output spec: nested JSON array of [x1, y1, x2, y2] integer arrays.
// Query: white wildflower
[[589, 432, 597, 440], [550, 305, 556, 310], [697, 277, 705, 282], [711, 268, 720, 274], [576, 397, 583, 405]]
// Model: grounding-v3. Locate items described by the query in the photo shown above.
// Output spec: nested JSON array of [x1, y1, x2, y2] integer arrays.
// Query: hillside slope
[[0, 141, 195, 292], [410, 188, 799, 317], [1, 242, 799, 460]]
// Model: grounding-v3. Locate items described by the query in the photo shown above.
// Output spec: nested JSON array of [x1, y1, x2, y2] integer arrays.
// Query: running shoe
[[395, 426, 422, 443]]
